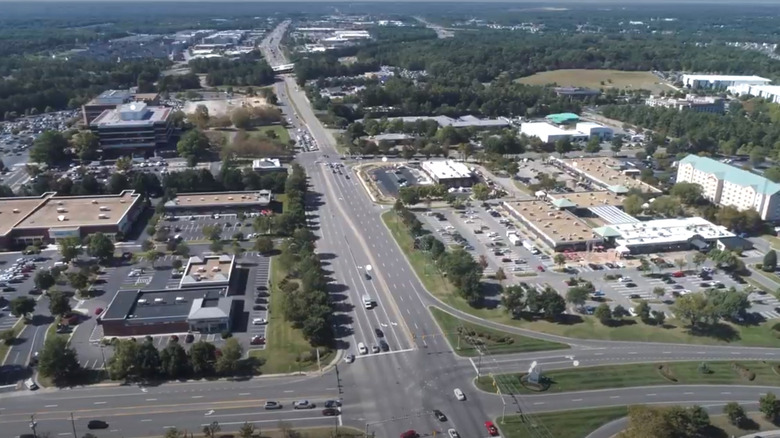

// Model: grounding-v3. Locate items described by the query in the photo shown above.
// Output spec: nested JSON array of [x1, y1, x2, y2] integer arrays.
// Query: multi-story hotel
[[676, 155, 780, 221]]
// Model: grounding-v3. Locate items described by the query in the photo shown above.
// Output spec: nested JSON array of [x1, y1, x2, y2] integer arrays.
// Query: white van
[[358, 342, 368, 355], [454, 388, 465, 401], [24, 378, 38, 390], [362, 295, 373, 309]]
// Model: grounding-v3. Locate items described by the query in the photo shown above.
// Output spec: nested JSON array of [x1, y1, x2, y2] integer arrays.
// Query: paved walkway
[[739, 430, 780, 438]]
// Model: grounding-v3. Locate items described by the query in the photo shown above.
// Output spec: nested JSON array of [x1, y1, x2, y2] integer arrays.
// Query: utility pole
[[70, 412, 78, 437], [29, 414, 37, 438]]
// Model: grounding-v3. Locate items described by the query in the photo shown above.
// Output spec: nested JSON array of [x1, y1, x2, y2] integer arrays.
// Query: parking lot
[[370, 164, 422, 197], [158, 213, 269, 242], [0, 255, 55, 331]]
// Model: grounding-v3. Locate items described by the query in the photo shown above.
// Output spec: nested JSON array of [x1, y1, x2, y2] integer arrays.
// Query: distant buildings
[[82, 89, 161, 125], [554, 87, 601, 99], [682, 74, 771, 90], [89, 102, 174, 154], [727, 84, 780, 104], [421, 160, 474, 188], [645, 94, 725, 114], [676, 155, 780, 221], [520, 121, 613, 143], [386, 115, 510, 129]]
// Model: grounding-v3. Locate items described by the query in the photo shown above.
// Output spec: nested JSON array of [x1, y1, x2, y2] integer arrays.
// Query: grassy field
[[382, 210, 780, 347], [500, 407, 629, 438], [429, 307, 568, 356], [516, 69, 672, 94], [246, 125, 291, 144], [476, 361, 780, 394], [248, 258, 333, 374]]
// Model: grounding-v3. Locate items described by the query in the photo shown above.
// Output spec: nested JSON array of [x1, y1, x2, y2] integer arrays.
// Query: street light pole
[[29, 414, 37, 438], [70, 412, 78, 437]]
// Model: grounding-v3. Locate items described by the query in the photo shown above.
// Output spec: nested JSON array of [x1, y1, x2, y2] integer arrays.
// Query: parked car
[[344, 354, 355, 364], [400, 431, 418, 438], [250, 336, 266, 345]]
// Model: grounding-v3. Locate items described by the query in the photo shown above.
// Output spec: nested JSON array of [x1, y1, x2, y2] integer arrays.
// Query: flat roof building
[[727, 84, 780, 104], [554, 87, 601, 99], [552, 156, 661, 193], [180, 255, 235, 288], [251, 158, 286, 173], [386, 115, 510, 129], [421, 160, 474, 188], [0, 190, 142, 249], [676, 154, 780, 221], [646, 95, 725, 114], [594, 217, 734, 255], [502, 199, 603, 251], [520, 121, 613, 144], [682, 74, 771, 90], [163, 190, 273, 213], [100, 287, 233, 336], [545, 113, 580, 125], [90, 102, 173, 154], [82, 89, 161, 125]]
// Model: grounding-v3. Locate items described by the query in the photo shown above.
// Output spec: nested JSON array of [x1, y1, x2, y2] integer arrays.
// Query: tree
[[177, 129, 211, 165], [209, 240, 224, 253], [672, 293, 710, 328], [472, 183, 490, 201], [30, 130, 68, 165], [35, 270, 56, 291], [584, 136, 602, 154], [163, 428, 186, 438], [764, 250, 777, 272], [191, 105, 210, 130], [553, 253, 567, 269], [674, 258, 687, 272], [48, 290, 72, 317], [86, 232, 115, 263], [231, 108, 252, 130], [238, 422, 257, 438], [203, 421, 221, 438], [190, 340, 217, 376], [160, 342, 190, 379], [174, 241, 191, 257], [136, 339, 161, 379], [10, 296, 36, 320], [171, 258, 183, 271], [612, 304, 629, 319], [594, 303, 612, 324], [760, 392, 780, 421], [145, 250, 163, 268], [255, 236, 274, 254], [477, 255, 488, 269], [565, 286, 590, 309], [669, 182, 702, 206], [68, 272, 89, 293], [635, 300, 651, 321], [202, 224, 222, 242], [554, 138, 572, 157], [765, 166, 780, 183], [108, 339, 139, 381], [610, 136, 623, 154], [116, 156, 133, 173], [652, 287, 666, 299], [723, 402, 747, 427], [58, 236, 82, 263], [652, 310, 666, 326], [71, 131, 100, 162], [38, 335, 80, 385], [216, 338, 243, 376], [539, 288, 566, 320], [494, 267, 506, 284], [622, 194, 644, 216], [501, 285, 525, 316], [692, 252, 708, 269]]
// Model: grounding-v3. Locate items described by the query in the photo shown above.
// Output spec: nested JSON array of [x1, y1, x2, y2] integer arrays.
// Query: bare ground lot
[[183, 96, 269, 117], [516, 69, 674, 94]]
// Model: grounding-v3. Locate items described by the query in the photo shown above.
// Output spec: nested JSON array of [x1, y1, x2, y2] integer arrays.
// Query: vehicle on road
[[293, 400, 315, 409], [24, 378, 38, 390], [358, 342, 368, 355], [363, 294, 373, 308], [400, 430, 418, 438], [264, 401, 282, 410], [433, 409, 447, 421], [87, 420, 109, 430], [324, 400, 342, 408], [252, 318, 267, 325], [536, 266, 545, 272], [454, 388, 465, 401], [485, 421, 499, 436], [447, 429, 460, 438], [322, 408, 340, 416], [344, 354, 355, 363]]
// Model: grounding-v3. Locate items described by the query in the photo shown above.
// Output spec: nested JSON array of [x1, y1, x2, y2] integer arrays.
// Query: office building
[[0, 190, 143, 249], [180, 255, 235, 289], [251, 158, 286, 174], [682, 74, 771, 90], [82, 89, 161, 125], [421, 160, 474, 188], [520, 121, 613, 143], [646, 95, 725, 114], [163, 190, 274, 214], [676, 155, 780, 221], [554, 87, 601, 99], [89, 102, 174, 153]]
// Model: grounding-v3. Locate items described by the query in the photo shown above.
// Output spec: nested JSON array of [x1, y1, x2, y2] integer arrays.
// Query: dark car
[[256, 285, 268, 291], [253, 305, 265, 311], [625, 283, 637, 288], [379, 340, 389, 352], [185, 333, 194, 343], [322, 408, 340, 416], [121, 252, 133, 260], [87, 420, 109, 430], [375, 328, 384, 338], [255, 297, 266, 304], [628, 294, 641, 299], [324, 400, 342, 408], [433, 409, 447, 422]]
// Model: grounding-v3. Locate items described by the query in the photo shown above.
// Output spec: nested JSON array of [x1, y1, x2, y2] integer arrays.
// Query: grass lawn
[[515, 69, 673, 94], [248, 258, 333, 374], [429, 307, 568, 356], [246, 125, 290, 144], [382, 210, 780, 347], [476, 361, 780, 394], [499, 407, 629, 438], [762, 234, 780, 249], [144, 426, 362, 438], [0, 318, 24, 364]]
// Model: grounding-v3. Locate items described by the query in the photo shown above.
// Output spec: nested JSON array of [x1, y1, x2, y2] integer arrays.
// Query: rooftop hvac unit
[[200, 198, 205, 201], [154, 298, 164, 304], [138, 299, 148, 304], [12, 209, 19, 213], [119, 200, 125, 203], [56, 207, 67, 213], [175, 297, 185, 303], [91, 200, 98, 204], [213, 197, 219, 200], [227, 197, 234, 200], [57, 201, 64, 206], [99, 206, 109, 211], [57, 215, 66, 222], [98, 214, 108, 219]]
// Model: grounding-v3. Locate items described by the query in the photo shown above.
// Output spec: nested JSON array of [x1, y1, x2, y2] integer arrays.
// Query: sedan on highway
[[447, 429, 460, 438], [433, 409, 447, 421], [293, 400, 315, 409], [264, 401, 282, 410], [87, 420, 109, 430], [322, 408, 340, 416]]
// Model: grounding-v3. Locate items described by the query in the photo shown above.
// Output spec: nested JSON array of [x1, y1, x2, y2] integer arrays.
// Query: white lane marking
[[145, 398, 157, 401], [684, 392, 694, 395], [284, 390, 294, 393], [571, 399, 583, 402], [94, 401, 107, 405], [141, 419, 152, 422], [45, 404, 58, 408], [533, 402, 545, 405], [609, 396, 620, 399], [239, 393, 250, 396], [646, 394, 657, 396], [192, 395, 204, 399]]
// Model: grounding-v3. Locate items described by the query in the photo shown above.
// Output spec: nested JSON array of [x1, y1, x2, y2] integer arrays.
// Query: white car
[[619, 277, 632, 283], [628, 307, 637, 317], [454, 388, 465, 401], [358, 342, 368, 355], [344, 354, 355, 364], [448, 429, 460, 438], [252, 318, 267, 325]]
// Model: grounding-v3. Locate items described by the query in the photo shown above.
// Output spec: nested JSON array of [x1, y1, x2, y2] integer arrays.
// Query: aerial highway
[[4, 21, 780, 438]]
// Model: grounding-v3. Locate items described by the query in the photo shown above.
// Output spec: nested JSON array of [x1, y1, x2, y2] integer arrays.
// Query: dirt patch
[[516, 69, 675, 94], [183, 96, 269, 117]]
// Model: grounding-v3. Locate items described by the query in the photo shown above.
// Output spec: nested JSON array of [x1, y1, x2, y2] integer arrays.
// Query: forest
[[188, 53, 276, 87]]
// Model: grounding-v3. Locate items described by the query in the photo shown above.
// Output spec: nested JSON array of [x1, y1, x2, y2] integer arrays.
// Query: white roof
[[683, 74, 771, 82], [421, 160, 472, 180], [613, 217, 734, 248], [520, 122, 579, 138]]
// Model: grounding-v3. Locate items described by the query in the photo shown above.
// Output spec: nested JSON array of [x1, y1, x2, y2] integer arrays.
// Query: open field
[[249, 258, 332, 374], [183, 96, 269, 117], [516, 69, 673, 94], [429, 307, 568, 356], [247, 125, 290, 144], [382, 210, 780, 347], [501, 407, 628, 438], [476, 361, 780, 394]]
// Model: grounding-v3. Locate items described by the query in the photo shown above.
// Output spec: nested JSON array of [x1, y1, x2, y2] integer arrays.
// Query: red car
[[400, 431, 418, 438], [94, 308, 104, 316], [251, 336, 266, 345], [485, 421, 499, 436], [672, 271, 684, 278], [536, 266, 545, 272]]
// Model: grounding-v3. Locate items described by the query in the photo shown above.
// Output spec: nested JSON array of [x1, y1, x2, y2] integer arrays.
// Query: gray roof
[[387, 115, 509, 128], [372, 133, 414, 141], [102, 287, 228, 322], [188, 295, 233, 320], [680, 155, 780, 196]]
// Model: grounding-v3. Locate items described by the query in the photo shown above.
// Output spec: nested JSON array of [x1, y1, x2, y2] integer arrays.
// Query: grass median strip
[[429, 307, 568, 356], [383, 210, 780, 347], [476, 361, 780, 394], [248, 257, 332, 374], [0, 318, 24, 364], [500, 406, 629, 438]]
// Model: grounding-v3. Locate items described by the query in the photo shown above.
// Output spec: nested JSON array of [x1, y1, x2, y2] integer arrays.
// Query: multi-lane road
[[3, 21, 780, 438]]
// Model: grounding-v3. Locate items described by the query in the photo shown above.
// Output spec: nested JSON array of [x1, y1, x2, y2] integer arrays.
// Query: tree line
[[188, 53, 275, 87]]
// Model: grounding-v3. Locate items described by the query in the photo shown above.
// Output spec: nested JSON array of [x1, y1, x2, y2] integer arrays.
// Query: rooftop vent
[[138, 299, 148, 305], [91, 200, 98, 204], [57, 215, 67, 222], [12, 209, 19, 213], [99, 206, 109, 211], [119, 200, 125, 203], [56, 207, 67, 213], [154, 298, 164, 304], [98, 213, 109, 219]]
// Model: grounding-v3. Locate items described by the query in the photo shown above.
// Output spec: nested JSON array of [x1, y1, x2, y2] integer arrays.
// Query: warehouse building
[[550, 156, 661, 193], [645, 95, 725, 114], [520, 121, 613, 144], [676, 155, 780, 221], [163, 190, 274, 215], [89, 102, 174, 154], [251, 158, 286, 174], [502, 199, 603, 251], [727, 84, 780, 104], [682, 74, 771, 90], [0, 190, 143, 250], [421, 160, 474, 188], [100, 287, 234, 336], [594, 217, 735, 255]]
